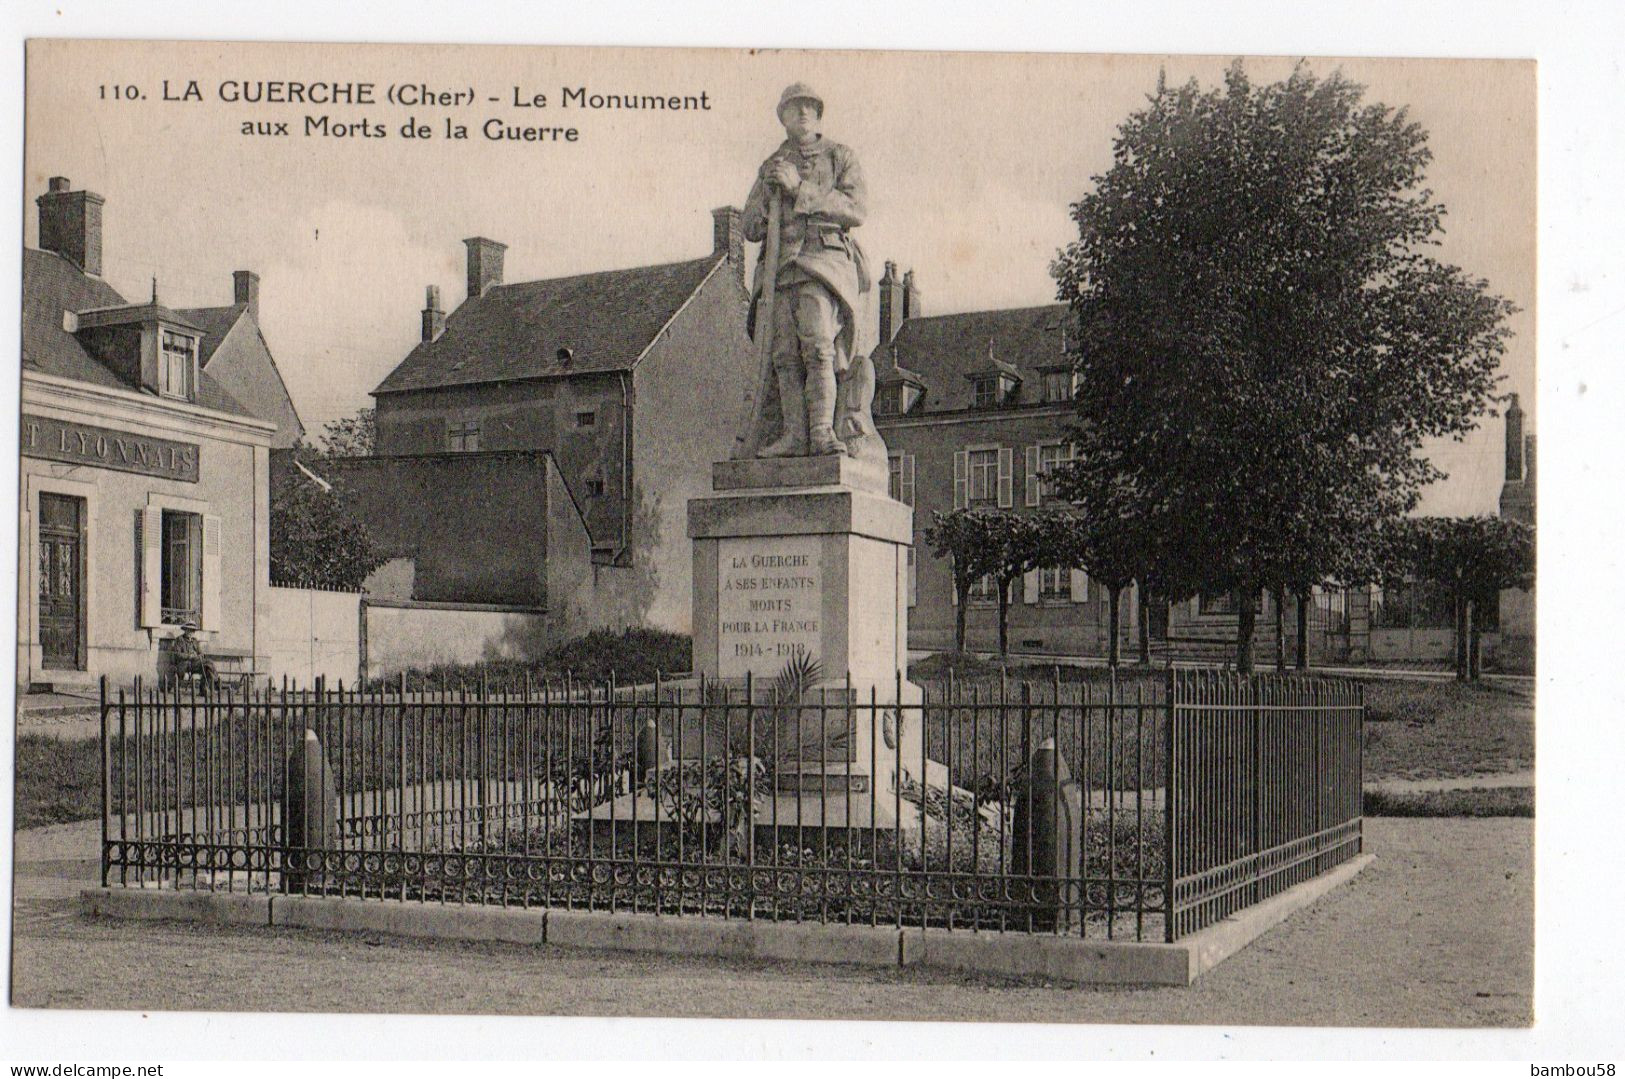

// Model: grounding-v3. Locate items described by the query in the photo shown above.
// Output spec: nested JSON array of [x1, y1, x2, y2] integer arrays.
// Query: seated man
[[166, 620, 218, 693]]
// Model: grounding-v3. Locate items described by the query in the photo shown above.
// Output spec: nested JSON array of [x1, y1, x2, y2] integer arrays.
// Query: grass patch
[[1364, 786, 1533, 818], [15, 734, 102, 830], [1360, 678, 1532, 781]]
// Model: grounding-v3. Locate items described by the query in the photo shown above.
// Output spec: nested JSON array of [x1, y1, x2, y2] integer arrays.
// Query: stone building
[[870, 266, 1116, 656], [18, 177, 300, 690], [369, 209, 755, 631], [871, 264, 1364, 664]]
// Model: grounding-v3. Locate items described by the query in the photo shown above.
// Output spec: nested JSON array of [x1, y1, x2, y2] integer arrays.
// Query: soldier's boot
[[758, 364, 808, 458], [805, 363, 846, 457]]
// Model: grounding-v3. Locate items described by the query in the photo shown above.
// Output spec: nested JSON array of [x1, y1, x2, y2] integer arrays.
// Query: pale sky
[[23, 41, 1534, 515]]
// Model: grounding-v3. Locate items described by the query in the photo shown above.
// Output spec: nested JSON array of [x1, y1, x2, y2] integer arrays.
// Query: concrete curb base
[[81, 887, 271, 927], [78, 855, 1372, 985], [1181, 853, 1375, 981]]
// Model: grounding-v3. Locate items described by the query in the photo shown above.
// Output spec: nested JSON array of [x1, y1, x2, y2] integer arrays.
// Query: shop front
[[18, 371, 274, 692]]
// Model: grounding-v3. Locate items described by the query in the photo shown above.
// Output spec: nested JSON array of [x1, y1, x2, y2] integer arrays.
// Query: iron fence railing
[[97, 669, 1361, 942]]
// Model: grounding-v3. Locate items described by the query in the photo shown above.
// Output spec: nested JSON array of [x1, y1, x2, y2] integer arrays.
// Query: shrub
[[380, 627, 692, 692]]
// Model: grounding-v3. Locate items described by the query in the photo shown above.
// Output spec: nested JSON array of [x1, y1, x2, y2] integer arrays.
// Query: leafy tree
[[1394, 515, 1534, 680], [319, 407, 377, 459], [1044, 464, 1151, 668], [269, 447, 388, 589], [923, 509, 1015, 654], [1052, 62, 1517, 673]]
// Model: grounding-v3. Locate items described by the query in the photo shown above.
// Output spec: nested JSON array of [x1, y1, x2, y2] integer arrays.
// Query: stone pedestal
[[687, 454, 923, 807]]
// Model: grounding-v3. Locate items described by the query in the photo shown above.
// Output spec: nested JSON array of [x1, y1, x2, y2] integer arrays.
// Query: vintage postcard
[[12, 35, 1541, 1043]]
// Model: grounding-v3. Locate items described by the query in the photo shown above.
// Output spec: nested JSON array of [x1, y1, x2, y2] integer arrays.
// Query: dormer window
[[973, 375, 1016, 409], [875, 383, 922, 417], [159, 330, 197, 401], [1042, 369, 1079, 404]]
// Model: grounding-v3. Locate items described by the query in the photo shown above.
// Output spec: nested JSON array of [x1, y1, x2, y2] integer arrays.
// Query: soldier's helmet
[[777, 82, 824, 119]]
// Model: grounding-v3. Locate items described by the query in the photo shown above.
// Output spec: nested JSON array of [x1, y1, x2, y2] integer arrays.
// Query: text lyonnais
[[22, 414, 200, 482]]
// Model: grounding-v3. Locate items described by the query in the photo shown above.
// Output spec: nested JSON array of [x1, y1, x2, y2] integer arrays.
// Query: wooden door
[[38, 493, 85, 669]]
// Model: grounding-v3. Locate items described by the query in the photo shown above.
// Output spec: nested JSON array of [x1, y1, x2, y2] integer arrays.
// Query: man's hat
[[777, 82, 824, 117]]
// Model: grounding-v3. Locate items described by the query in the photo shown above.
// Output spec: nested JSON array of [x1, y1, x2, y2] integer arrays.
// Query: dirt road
[[10, 818, 1531, 1026]]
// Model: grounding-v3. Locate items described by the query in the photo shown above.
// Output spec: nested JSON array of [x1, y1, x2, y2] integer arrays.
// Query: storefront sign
[[22, 414, 200, 483]]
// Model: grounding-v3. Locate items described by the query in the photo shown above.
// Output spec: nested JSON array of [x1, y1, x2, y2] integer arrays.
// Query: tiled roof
[[21, 248, 253, 419], [373, 255, 725, 395], [176, 303, 246, 365], [873, 303, 1072, 413]]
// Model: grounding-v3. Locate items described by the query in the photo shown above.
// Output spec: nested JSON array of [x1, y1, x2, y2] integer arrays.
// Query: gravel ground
[[9, 818, 1530, 1026]]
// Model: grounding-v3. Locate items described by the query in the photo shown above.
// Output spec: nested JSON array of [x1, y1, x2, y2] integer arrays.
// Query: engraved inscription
[[718, 536, 822, 679]]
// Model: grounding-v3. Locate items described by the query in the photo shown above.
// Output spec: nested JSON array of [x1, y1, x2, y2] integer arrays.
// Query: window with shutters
[[158, 331, 197, 402], [888, 451, 915, 505], [1036, 442, 1074, 503], [1039, 565, 1071, 601], [966, 448, 998, 504], [160, 510, 202, 625]]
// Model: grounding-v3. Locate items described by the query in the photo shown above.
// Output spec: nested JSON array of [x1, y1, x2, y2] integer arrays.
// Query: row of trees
[[923, 505, 1531, 679], [925, 64, 1532, 679]]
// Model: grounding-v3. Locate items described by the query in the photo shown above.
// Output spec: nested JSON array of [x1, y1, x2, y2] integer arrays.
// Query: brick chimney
[[421, 285, 445, 343], [878, 261, 904, 345], [463, 236, 507, 300], [903, 268, 922, 321], [233, 270, 260, 320], [711, 206, 743, 280], [37, 177, 105, 276], [1523, 433, 1536, 487], [1504, 393, 1524, 483]]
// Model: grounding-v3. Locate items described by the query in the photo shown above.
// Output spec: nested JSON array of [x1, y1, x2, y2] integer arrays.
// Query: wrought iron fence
[[97, 669, 1361, 942]]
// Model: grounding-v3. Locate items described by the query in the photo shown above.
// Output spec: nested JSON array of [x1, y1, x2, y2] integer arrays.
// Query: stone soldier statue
[[741, 83, 880, 461]]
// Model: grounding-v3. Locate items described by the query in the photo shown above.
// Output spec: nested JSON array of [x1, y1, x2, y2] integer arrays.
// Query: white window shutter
[[1023, 570, 1039, 604], [907, 547, 917, 608], [952, 451, 967, 510], [997, 447, 1013, 508], [902, 454, 915, 507], [1070, 568, 1088, 604], [138, 507, 162, 627], [1025, 445, 1040, 507], [201, 515, 223, 630]]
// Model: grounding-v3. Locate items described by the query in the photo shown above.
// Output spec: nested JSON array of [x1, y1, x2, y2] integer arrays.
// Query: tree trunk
[[1462, 594, 1475, 679], [1467, 597, 1481, 681], [1107, 584, 1122, 668], [1273, 583, 1287, 672], [1295, 590, 1310, 670], [955, 578, 969, 653], [1138, 588, 1151, 665], [1235, 586, 1256, 675], [997, 576, 1011, 656]]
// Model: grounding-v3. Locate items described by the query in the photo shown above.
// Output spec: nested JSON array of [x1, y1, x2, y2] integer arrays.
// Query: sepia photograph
[[1, 5, 1616, 1064]]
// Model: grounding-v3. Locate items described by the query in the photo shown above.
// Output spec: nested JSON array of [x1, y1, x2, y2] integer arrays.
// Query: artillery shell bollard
[[281, 728, 338, 893], [636, 717, 672, 787], [1012, 737, 1084, 931]]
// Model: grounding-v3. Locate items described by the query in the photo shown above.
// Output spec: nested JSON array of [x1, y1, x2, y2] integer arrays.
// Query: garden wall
[[361, 599, 557, 681], [262, 586, 362, 686]]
